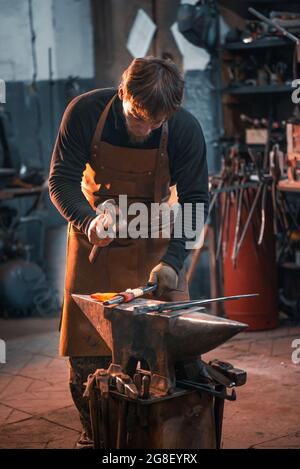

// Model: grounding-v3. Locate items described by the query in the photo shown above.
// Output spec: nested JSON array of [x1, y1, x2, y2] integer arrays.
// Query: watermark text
[[95, 195, 205, 250], [291, 338, 300, 364], [0, 79, 6, 104], [0, 339, 6, 364]]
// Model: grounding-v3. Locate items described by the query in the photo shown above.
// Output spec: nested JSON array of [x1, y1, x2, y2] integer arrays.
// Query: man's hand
[[87, 213, 114, 247], [148, 262, 178, 297]]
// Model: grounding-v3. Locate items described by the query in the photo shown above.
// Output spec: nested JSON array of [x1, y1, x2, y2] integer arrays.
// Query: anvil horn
[[167, 310, 247, 358]]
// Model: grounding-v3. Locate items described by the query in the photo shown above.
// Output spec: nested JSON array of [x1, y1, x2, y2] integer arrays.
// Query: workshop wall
[[0, 0, 220, 304], [0, 0, 95, 226], [0, 0, 96, 304], [0, 0, 94, 81], [1, 0, 220, 217]]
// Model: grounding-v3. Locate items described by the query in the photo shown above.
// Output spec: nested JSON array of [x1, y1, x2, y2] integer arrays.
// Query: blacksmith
[[49, 57, 208, 447]]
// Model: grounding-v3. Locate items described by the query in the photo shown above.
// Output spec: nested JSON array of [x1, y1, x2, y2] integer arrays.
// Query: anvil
[[72, 294, 247, 395]]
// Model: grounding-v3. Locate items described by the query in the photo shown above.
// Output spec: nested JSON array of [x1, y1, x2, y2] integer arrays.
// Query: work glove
[[148, 262, 178, 297]]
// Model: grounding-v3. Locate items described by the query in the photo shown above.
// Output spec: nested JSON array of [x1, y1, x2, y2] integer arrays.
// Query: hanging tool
[[231, 177, 246, 266], [233, 182, 263, 264], [176, 379, 236, 401], [216, 188, 230, 259], [134, 293, 258, 315], [257, 182, 268, 245], [186, 168, 226, 284]]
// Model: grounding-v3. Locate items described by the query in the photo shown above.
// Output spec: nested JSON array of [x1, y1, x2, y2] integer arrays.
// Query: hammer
[[89, 199, 119, 264]]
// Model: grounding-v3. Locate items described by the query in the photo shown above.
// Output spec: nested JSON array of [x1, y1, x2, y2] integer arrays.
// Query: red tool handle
[[103, 283, 157, 306]]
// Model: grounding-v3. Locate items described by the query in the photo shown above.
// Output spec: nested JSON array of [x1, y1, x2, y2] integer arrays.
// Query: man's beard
[[125, 120, 152, 144]]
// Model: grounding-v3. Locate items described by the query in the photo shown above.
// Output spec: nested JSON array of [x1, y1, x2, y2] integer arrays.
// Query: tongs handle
[[103, 282, 157, 306]]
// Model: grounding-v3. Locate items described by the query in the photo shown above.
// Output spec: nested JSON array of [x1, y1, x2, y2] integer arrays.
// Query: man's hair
[[119, 57, 184, 121]]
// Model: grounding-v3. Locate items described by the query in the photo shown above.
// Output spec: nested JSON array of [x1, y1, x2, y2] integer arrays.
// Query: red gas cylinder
[[222, 188, 278, 330]]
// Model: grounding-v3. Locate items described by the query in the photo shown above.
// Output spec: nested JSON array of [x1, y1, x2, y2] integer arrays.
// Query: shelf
[[236, 0, 298, 3], [224, 37, 294, 51], [229, 0, 300, 4], [0, 185, 44, 201], [222, 84, 292, 95], [280, 262, 300, 270]]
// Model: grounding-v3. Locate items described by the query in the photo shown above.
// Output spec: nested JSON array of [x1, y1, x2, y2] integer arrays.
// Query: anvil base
[[89, 384, 217, 449]]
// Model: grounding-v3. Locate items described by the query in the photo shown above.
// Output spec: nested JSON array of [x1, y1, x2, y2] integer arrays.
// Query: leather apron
[[60, 95, 189, 357]]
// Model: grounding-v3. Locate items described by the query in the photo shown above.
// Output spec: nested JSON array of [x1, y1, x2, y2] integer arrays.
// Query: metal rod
[[216, 191, 228, 259], [249, 7, 300, 44], [258, 183, 268, 245], [211, 181, 259, 194], [177, 379, 236, 401], [231, 185, 244, 263], [234, 183, 263, 261], [136, 293, 259, 314]]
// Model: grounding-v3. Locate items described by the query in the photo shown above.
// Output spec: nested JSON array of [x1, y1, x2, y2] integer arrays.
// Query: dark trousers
[[69, 356, 112, 439]]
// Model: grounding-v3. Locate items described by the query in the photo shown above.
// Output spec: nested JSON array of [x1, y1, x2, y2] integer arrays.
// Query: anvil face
[[72, 294, 247, 392]]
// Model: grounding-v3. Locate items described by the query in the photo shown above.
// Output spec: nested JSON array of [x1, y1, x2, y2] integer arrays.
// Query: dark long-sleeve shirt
[[49, 88, 209, 273]]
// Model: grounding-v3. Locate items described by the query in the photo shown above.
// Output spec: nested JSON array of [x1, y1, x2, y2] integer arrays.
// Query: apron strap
[[90, 94, 117, 152], [91, 94, 170, 204]]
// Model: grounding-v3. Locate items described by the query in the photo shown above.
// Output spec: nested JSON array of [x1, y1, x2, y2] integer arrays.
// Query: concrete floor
[[0, 318, 300, 449]]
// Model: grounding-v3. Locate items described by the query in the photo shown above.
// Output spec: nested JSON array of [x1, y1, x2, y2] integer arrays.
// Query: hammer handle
[[89, 245, 100, 264]]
